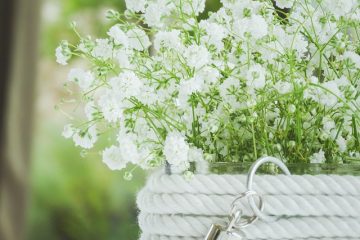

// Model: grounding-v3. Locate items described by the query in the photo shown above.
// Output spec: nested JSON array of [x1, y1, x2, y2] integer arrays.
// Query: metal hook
[[246, 156, 291, 222], [205, 156, 291, 239]]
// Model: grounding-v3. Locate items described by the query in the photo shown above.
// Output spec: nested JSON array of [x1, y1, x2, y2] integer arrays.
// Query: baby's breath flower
[[91, 39, 113, 60], [199, 20, 227, 51], [177, 0, 206, 16], [102, 145, 126, 170], [323, 0, 356, 18], [68, 68, 95, 91], [98, 91, 124, 123], [234, 15, 268, 40], [246, 64, 266, 89], [73, 125, 97, 149], [124, 171, 134, 181], [184, 44, 210, 70], [58, 0, 360, 173], [62, 124, 75, 139], [125, 0, 146, 13], [310, 149, 326, 164], [55, 41, 71, 65], [118, 132, 140, 164], [183, 171, 194, 181], [164, 131, 190, 172], [275, 0, 294, 9], [108, 25, 129, 47], [341, 51, 360, 69], [337, 136, 348, 153], [114, 48, 132, 68], [84, 102, 97, 120], [126, 28, 151, 51], [154, 30, 182, 52]]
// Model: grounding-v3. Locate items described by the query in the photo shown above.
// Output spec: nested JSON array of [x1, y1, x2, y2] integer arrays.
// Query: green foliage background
[[27, 0, 144, 239], [27, 0, 221, 239]]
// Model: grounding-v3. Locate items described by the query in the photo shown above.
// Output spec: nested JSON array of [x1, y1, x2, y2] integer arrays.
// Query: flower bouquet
[[57, 0, 360, 239]]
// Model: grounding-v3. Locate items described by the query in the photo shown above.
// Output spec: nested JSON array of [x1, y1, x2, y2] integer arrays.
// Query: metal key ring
[[230, 190, 264, 228]]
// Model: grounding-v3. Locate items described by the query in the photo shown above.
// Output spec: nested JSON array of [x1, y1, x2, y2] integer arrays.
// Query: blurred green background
[[27, 0, 221, 239], [27, 1, 145, 239]]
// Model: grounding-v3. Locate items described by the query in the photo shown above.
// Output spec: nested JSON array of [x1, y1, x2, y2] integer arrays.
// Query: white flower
[[144, 3, 162, 28], [110, 71, 143, 99], [127, 28, 151, 51], [234, 15, 268, 39], [55, 41, 71, 65], [68, 68, 94, 91], [199, 20, 227, 51], [108, 25, 129, 47], [184, 44, 210, 70], [154, 30, 182, 52], [293, 34, 308, 59], [73, 125, 97, 149], [305, 80, 343, 108], [91, 39, 113, 60], [114, 48, 132, 68], [62, 124, 75, 138], [246, 64, 266, 89], [274, 81, 293, 94], [118, 132, 140, 164], [125, 0, 146, 12], [102, 146, 127, 170], [275, 0, 294, 9], [322, 117, 336, 138], [321, 81, 343, 107], [310, 149, 326, 164], [336, 136, 347, 152], [176, 0, 206, 16], [219, 77, 240, 98], [198, 66, 221, 86], [84, 101, 96, 120], [58, 0, 360, 174], [171, 160, 190, 174], [188, 146, 204, 162], [163, 131, 190, 171], [98, 91, 123, 123], [230, 0, 262, 17], [144, 0, 174, 28], [335, 76, 350, 87], [341, 51, 360, 69], [188, 146, 208, 173], [77, 42, 90, 54], [178, 77, 204, 107], [323, 0, 356, 18]]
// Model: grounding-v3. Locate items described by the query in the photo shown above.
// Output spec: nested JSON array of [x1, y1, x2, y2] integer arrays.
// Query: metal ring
[[230, 190, 264, 228]]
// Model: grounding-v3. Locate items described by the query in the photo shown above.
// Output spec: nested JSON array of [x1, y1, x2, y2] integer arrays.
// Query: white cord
[[145, 171, 360, 196], [138, 213, 360, 239], [140, 234, 360, 240], [138, 191, 360, 217]]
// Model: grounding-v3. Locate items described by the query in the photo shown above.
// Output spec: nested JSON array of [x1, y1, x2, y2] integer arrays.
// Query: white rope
[[138, 170, 360, 239], [137, 190, 360, 217], [139, 234, 359, 240], [146, 170, 360, 196], [139, 213, 360, 239]]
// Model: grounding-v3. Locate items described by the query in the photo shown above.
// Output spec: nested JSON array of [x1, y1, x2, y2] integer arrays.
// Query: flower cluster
[[57, 0, 360, 176]]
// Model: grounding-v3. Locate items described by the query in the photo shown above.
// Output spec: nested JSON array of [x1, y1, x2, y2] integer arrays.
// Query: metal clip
[[204, 210, 246, 240]]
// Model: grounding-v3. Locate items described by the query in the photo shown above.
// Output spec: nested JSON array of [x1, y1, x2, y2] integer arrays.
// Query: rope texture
[[137, 170, 360, 239]]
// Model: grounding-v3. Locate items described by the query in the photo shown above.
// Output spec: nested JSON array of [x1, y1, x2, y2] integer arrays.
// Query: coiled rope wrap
[[137, 170, 360, 240]]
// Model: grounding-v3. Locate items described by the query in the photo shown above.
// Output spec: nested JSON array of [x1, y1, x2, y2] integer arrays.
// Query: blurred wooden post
[[0, 0, 40, 239]]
